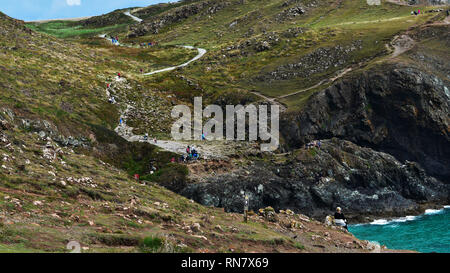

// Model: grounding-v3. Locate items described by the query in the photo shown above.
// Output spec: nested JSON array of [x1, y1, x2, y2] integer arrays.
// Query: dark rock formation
[[281, 64, 450, 181], [178, 139, 449, 222]]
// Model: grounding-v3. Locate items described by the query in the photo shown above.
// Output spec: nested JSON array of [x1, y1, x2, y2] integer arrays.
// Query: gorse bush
[[140, 236, 164, 252]]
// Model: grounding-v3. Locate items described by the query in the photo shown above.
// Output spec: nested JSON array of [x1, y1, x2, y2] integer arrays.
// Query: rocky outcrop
[[281, 64, 450, 181], [221, 32, 280, 57], [80, 10, 133, 28], [179, 139, 449, 222], [256, 41, 363, 82], [128, 1, 231, 37], [275, 5, 305, 22]]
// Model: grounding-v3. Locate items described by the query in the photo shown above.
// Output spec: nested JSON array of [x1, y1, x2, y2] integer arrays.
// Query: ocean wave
[[369, 215, 417, 225], [370, 219, 388, 225], [392, 215, 417, 223], [424, 209, 444, 215], [358, 206, 448, 226]]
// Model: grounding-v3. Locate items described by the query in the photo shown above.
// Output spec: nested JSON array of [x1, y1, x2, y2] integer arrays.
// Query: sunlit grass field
[[26, 21, 129, 38]]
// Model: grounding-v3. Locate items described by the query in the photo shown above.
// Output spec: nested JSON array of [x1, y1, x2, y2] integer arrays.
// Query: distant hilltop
[[26, 16, 92, 23]]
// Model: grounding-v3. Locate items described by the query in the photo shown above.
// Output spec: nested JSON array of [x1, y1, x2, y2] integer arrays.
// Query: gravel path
[[124, 11, 143, 23], [104, 12, 216, 157]]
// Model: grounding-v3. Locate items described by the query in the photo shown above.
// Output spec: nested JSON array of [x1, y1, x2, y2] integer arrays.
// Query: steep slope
[[122, 0, 440, 106], [2, 114, 384, 253], [0, 10, 392, 254], [180, 139, 449, 222], [116, 1, 449, 222], [281, 23, 450, 181], [2, 0, 449, 252]]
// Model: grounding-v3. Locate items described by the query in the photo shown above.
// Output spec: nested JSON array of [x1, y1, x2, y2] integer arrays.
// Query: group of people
[[178, 145, 200, 163], [110, 35, 120, 45], [411, 9, 448, 17], [411, 9, 421, 16], [306, 140, 322, 149], [139, 41, 158, 48]]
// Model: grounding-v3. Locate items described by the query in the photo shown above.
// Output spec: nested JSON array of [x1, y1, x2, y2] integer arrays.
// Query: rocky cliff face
[[281, 64, 450, 181], [170, 49, 450, 221], [178, 139, 449, 222]]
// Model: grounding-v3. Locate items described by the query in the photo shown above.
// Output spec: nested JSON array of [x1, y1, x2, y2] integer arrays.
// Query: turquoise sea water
[[349, 207, 450, 253]]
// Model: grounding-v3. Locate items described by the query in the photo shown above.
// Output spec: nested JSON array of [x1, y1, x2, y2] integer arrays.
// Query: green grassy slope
[[0, 6, 381, 254], [25, 0, 442, 109], [26, 21, 130, 39], [116, 0, 441, 108], [0, 0, 447, 253]]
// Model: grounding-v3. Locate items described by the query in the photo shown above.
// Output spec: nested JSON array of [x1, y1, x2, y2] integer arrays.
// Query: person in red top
[[118, 73, 121, 78]]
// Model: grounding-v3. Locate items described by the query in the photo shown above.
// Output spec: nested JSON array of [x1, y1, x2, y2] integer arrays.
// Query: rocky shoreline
[[160, 138, 449, 223], [349, 202, 450, 224]]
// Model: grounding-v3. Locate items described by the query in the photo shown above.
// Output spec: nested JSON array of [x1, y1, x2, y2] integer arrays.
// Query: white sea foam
[[392, 215, 417, 223], [357, 207, 447, 227], [370, 219, 388, 225], [424, 209, 444, 215], [369, 215, 417, 225]]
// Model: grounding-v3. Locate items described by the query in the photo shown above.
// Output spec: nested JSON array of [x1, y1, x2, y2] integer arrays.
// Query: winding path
[[102, 11, 207, 76], [111, 11, 449, 155], [124, 11, 143, 23], [145, 46, 207, 75], [106, 12, 212, 156], [261, 13, 450, 103]]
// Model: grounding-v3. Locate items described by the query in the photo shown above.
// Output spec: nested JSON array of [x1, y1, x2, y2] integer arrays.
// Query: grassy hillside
[[0, 6, 382, 254], [1, 0, 448, 253], [1, 114, 383, 253], [23, 0, 443, 109], [26, 21, 130, 39], [118, 0, 442, 107]]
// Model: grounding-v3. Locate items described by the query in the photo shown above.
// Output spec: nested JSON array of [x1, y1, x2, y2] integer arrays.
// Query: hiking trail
[[124, 11, 143, 23], [265, 13, 450, 103], [108, 11, 449, 156], [105, 12, 235, 158], [258, 14, 450, 103]]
